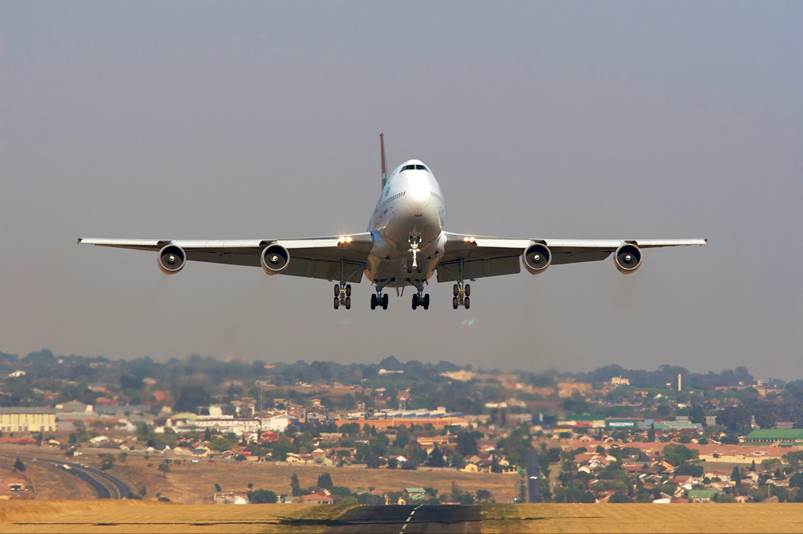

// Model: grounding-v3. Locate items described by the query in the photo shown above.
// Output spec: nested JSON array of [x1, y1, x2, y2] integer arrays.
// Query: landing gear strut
[[452, 259, 471, 309], [333, 283, 352, 310], [411, 280, 430, 310], [406, 235, 423, 274], [333, 260, 351, 310], [370, 283, 389, 311]]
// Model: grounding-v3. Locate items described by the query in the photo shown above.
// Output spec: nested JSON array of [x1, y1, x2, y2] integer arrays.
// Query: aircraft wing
[[77, 233, 373, 282], [437, 232, 707, 282]]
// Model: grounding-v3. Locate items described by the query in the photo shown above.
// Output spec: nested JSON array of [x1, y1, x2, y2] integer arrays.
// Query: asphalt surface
[[324, 505, 481, 534], [2, 454, 133, 499]]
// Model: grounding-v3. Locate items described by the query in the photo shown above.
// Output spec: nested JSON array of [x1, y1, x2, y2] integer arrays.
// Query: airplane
[[78, 133, 707, 311]]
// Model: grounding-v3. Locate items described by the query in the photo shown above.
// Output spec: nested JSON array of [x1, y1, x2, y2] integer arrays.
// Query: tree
[[663, 444, 696, 466], [317, 473, 333, 490], [174, 385, 211, 413], [13, 457, 25, 472], [248, 489, 278, 503], [609, 491, 631, 503], [99, 454, 114, 470], [647, 424, 656, 442], [716, 406, 752, 434], [290, 473, 302, 496], [689, 404, 706, 425], [158, 462, 170, 475], [426, 446, 448, 468], [138, 486, 147, 499], [732, 466, 743, 489], [476, 489, 493, 503], [456, 431, 478, 456], [214, 483, 222, 493]]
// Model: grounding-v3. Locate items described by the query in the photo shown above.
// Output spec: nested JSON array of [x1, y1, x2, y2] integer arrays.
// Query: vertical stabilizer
[[380, 132, 388, 189]]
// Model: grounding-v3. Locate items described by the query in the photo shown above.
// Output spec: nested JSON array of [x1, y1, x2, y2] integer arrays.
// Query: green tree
[[248, 489, 278, 503], [290, 473, 302, 496], [456, 431, 479, 456], [426, 445, 447, 468], [13, 457, 25, 472], [316, 473, 333, 490], [663, 444, 697, 466]]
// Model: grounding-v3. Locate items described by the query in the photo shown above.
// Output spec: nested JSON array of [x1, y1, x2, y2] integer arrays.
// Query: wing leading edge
[[437, 233, 707, 282], [77, 233, 373, 282]]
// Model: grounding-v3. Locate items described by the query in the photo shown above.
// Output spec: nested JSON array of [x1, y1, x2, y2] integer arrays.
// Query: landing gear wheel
[[464, 296, 470, 309], [345, 297, 351, 310], [423, 294, 430, 310], [382, 293, 389, 309], [412, 294, 419, 310], [346, 284, 352, 297], [370, 294, 377, 310], [453, 297, 459, 309], [453, 284, 459, 297], [465, 284, 471, 297], [333, 296, 339, 309], [334, 284, 340, 297]]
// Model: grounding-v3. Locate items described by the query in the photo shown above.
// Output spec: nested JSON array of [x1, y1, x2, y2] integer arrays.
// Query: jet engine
[[261, 244, 290, 275], [158, 244, 186, 274], [614, 243, 642, 273], [523, 243, 551, 274]]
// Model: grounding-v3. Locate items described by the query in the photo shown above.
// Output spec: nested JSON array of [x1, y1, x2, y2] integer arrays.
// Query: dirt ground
[[110, 456, 519, 503]]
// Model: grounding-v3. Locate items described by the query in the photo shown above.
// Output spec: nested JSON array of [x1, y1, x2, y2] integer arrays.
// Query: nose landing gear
[[452, 282, 471, 309], [407, 235, 423, 274]]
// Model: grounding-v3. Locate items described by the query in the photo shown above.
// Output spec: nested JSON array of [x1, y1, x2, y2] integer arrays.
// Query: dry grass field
[[109, 456, 519, 503], [3, 502, 803, 533], [0, 501, 348, 533], [481, 503, 803, 533]]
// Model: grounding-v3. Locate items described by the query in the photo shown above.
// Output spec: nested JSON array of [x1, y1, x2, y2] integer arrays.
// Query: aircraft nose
[[407, 181, 430, 204]]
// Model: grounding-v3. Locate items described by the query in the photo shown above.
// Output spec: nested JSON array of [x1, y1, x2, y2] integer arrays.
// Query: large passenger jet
[[79, 134, 706, 311]]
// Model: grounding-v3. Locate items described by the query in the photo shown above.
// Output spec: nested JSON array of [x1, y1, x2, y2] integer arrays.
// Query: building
[[744, 429, 803, 445], [0, 408, 56, 432], [610, 376, 630, 386]]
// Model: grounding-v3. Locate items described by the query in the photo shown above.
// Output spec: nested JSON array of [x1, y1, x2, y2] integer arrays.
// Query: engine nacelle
[[614, 243, 642, 274], [523, 243, 551, 274], [261, 244, 290, 275], [158, 244, 186, 274]]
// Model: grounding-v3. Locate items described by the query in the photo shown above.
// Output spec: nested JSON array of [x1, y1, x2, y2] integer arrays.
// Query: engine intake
[[158, 244, 186, 274], [615, 243, 642, 273], [261, 244, 290, 274], [523, 243, 551, 274]]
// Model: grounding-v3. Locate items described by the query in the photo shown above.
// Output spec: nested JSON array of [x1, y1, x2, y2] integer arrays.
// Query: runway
[[324, 505, 480, 534]]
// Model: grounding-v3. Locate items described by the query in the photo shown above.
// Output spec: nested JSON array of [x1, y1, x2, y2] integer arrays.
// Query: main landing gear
[[412, 291, 430, 310], [452, 282, 471, 310], [333, 283, 351, 310], [370, 291, 389, 310]]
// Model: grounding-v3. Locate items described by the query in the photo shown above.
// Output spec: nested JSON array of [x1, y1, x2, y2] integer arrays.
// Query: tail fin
[[380, 132, 388, 189]]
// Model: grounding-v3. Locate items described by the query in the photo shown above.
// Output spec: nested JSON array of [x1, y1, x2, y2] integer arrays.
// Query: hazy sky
[[1, 2, 801, 377]]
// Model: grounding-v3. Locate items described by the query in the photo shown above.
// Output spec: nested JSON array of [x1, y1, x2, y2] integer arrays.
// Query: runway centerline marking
[[398, 504, 424, 534]]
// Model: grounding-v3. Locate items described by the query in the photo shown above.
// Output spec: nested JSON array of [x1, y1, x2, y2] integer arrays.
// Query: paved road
[[324, 505, 481, 534], [2, 454, 132, 499]]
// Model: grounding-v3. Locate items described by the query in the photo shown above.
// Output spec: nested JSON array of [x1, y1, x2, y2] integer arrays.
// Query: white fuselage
[[365, 159, 446, 288]]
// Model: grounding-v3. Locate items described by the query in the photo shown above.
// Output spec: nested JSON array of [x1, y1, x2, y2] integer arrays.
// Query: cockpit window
[[401, 164, 429, 172]]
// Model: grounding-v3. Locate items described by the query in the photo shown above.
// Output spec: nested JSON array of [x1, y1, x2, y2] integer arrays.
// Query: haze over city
[[1, 2, 802, 377]]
